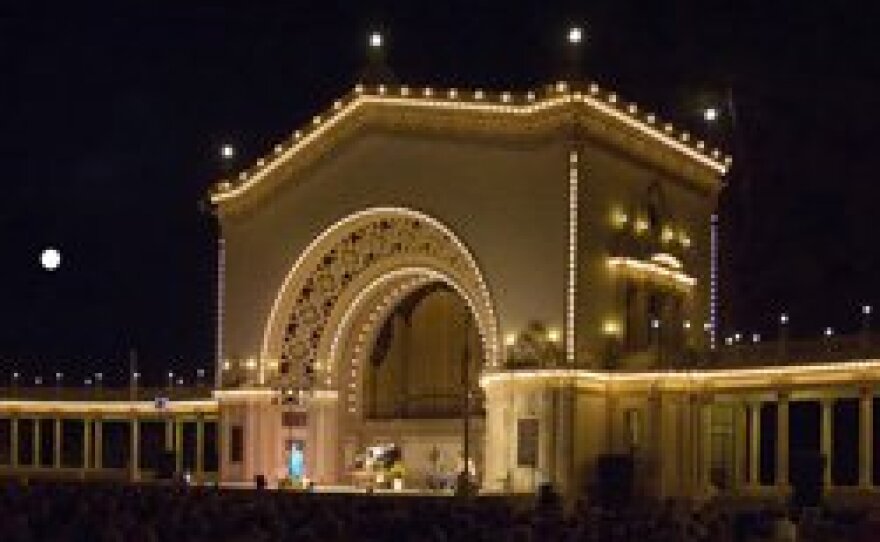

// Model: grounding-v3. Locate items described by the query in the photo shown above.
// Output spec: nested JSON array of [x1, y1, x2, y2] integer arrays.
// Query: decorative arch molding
[[259, 207, 500, 389]]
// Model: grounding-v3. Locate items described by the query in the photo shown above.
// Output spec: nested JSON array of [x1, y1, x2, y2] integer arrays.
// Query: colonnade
[[0, 398, 219, 482], [712, 386, 876, 494]]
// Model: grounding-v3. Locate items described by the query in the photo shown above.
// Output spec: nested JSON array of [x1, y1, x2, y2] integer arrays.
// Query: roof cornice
[[210, 81, 730, 214]]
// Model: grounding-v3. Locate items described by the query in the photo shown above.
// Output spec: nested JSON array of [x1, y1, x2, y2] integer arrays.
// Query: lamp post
[[861, 304, 872, 353]]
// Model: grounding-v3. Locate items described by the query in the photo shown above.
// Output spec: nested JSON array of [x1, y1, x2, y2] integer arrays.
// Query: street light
[[567, 26, 583, 45], [368, 31, 383, 49]]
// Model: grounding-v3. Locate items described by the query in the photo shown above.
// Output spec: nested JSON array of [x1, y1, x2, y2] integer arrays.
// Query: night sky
[[2, 2, 877, 385]]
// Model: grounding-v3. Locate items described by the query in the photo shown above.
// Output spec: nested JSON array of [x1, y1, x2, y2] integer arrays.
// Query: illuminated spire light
[[40, 248, 62, 271], [368, 31, 383, 49]]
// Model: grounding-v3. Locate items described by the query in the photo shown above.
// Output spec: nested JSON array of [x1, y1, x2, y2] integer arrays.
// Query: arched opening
[[256, 207, 498, 488], [362, 282, 484, 420]]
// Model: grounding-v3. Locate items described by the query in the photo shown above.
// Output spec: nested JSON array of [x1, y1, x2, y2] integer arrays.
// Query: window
[[230, 425, 243, 463]]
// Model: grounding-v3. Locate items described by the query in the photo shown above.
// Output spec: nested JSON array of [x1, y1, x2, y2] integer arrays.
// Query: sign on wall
[[517, 418, 539, 468]]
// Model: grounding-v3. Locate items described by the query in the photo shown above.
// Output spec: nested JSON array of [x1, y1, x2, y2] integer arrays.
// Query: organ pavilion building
[[2, 80, 879, 503]]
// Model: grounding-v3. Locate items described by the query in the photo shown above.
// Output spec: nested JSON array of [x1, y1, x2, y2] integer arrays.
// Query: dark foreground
[[0, 481, 877, 542]]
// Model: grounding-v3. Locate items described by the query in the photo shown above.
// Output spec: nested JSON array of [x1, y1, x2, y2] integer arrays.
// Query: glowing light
[[211, 85, 729, 205], [704, 107, 719, 122], [547, 328, 561, 343], [602, 320, 621, 337], [651, 319, 660, 330], [824, 327, 834, 337], [863, 304, 873, 316], [752, 333, 761, 343], [683, 320, 691, 330], [780, 313, 789, 325], [220, 144, 235, 159], [504, 333, 516, 347], [611, 207, 628, 228], [40, 248, 61, 271], [567, 150, 578, 364], [650, 253, 683, 270], [368, 32, 382, 49], [567, 26, 583, 44], [634, 218, 649, 234], [607, 256, 696, 288]]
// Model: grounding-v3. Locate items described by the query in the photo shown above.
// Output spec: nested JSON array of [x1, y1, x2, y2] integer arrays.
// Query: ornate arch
[[260, 207, 499, 389]]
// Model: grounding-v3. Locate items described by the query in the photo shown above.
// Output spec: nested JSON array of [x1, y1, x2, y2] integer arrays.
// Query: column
[[175, 419, 184, 475], [10, 416, 19, 469], [130, 418, 140, 482], [165, 417, 174, 452], [701, 398, 713, 493], [54, 418, 62, 469], [821, 399, 833, 488], [195, 415, 205, 483], [749, 402, 761, 487], [776, 393, 789, 489], [860, 387, 873, 488], [732, 403, 746, 490], [93, 418, 103, 470], [33, 418, 41, 468], [553, 385, 574, 498], [83, 418, 92, 472]]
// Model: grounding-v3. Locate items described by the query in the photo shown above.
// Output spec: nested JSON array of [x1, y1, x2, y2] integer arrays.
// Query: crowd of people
[[0, 480, 875, 542]]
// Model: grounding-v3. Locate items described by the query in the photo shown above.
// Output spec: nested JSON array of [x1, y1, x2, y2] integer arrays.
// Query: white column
[[700, 398, 713, 493], [83, 418, 91, 472], [54, 418, 62, 469], [175, 419, 184, 475], [130, 418, 140, 481], [309, 394, 340, 485], [749, 402, 760, 487], [733, 403, 746, 490], [860, 387, 873, 488], [33, 418, 41, 467], [776, 393, 789, 489], [821, 399, 833, 488], [482, 381, 506, 492], [10, 416, 19, 468], [93, 418, 103, 470], [196, 415, 205, 483], [554, 385, 574, 498]]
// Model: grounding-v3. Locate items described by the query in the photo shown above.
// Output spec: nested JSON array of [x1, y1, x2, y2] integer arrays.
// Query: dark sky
[[2, 1, 878, 384]]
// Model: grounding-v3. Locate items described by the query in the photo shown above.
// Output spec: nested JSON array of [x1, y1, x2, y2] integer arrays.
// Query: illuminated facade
[[2, 81, 878, 502]]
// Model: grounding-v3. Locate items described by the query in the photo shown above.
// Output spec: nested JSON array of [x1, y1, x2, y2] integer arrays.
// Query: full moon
[[40, 248, 61, 271]]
